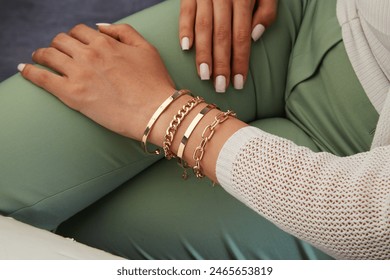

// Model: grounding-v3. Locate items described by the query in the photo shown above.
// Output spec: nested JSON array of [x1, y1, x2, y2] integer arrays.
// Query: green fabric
[[285, 0, 379, 156], [0, 75, 161, 229], [0, 0, 378, 259], [0, 0, 304, 230], [122, 0, 304, 121], [286, 42, 379, 155], [57, 0, 329, 260], [57, 118, 328, 260]]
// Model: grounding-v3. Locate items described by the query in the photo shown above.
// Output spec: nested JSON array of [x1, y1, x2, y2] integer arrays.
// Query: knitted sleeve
[[216, 126, 390, 259]]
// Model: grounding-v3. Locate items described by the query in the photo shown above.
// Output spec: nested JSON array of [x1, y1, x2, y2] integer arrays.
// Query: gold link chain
[[192, 110, 236, 178], [162, 96, 204, 160]]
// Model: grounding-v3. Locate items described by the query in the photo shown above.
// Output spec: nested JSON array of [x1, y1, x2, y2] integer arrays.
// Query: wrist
[[148, 93, 194, 148], [146, 90, 247, 183], [181, 111, 246, 182]]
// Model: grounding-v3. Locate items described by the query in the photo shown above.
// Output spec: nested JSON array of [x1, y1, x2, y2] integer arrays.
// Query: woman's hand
[[179, 0, 278, 92], [18, 24, 177, 141], [18, 23, 248, 183]]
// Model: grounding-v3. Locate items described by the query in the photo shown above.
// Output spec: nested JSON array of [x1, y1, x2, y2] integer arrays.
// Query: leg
[[57, 118, 331, 260], [64, 0, 374, 260], [0, 74, 160, 229], [57, 0, 333, 260], [0, 0, 304, 230]]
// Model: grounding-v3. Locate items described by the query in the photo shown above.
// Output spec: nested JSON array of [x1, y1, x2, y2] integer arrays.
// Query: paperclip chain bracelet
[[192, 110, 237, 178], [141, 89, 190, 155], [163, 96, 205, 160]]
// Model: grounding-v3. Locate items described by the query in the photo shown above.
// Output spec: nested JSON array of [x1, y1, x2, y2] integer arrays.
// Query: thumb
[[96, 23, 149, 47]]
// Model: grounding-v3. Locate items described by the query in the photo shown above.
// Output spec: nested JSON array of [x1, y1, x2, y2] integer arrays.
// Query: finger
[[68, 24, 101, 45], [18, 63, 66, 96], [179, 0, 196, 50], [32, 47, 75, 76], [212, 0, 232, 93], [97, 23, 150, 48], [195, 0, 213, 81], [50, 32, 85, 58], [251, 0, 278, 41], [232, 0, 255, 90]]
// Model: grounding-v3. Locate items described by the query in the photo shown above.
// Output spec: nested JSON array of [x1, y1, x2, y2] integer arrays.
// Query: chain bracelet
[[162, 96, 204, 160], [192, 110, 236, 178]]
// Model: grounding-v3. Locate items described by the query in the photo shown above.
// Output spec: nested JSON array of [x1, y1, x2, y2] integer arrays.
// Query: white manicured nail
[[181, 37, 190, 50], [251, 24, 266, 42], [17, 63, 26, 72], [234, 74, 244, 90], [199, 63, 210, 80], [215, 75, 226, 93], [96, 23, 111, 26]]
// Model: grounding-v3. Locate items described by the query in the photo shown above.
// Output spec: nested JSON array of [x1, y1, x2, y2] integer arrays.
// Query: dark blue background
[[0, 0, 164, 82]]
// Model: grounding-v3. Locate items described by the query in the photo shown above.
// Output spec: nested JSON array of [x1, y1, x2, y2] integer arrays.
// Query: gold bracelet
[[177, 103, 216, 159], [176, 103, 216, 179], [163, 96, 204, 160], [141, 89, 190, 155], [192, 110, 236, 179]]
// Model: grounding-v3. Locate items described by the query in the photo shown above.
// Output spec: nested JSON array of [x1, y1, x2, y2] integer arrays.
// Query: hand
[[18, 23, 248, 183], [179, 0, 278, 92], [18, 24, 177, 141]]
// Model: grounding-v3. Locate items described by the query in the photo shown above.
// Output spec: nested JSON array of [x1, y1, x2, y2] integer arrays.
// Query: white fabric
[[0, 215, 123, 259], [337, 0, 390, 114], [337, 0, 390, 149], [217, 126, 390, 259], [216, 1, 390, 259], [371, 88, 390, 148]]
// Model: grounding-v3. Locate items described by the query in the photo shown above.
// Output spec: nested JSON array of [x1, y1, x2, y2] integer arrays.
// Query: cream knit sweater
[[216, 0, 390, 259]]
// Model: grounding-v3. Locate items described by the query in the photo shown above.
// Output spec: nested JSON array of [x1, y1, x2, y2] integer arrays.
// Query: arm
[[18, 24, 389, 259], [217, 126, 390, 259]]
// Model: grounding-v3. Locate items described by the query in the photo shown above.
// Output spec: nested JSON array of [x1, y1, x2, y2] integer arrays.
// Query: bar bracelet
[[141, 89, 190, 155], [176, 103, 216, 179]]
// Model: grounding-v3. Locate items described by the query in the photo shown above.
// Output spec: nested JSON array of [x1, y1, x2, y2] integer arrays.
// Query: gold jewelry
[[177, 103, 216, 159], [192, 110, 236, 178], [141, 89, 189, 155], [177, 103, 216, 179], [163, 96, 204, 160]]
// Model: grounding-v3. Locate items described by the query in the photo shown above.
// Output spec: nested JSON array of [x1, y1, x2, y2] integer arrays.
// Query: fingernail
[[199, 63, 210, 80], [96, 23, 111, 26], [215, 75, 226, 93], [251, 24, 266, 42], [17, 63, 26, 72], [234, 74, 244, 90], [181, 37, 190, 50]]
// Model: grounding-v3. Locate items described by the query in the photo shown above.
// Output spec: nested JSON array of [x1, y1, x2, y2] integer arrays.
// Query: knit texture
[[337, 0, 390, 114], [217, 127, 390, 259], [372, 88, 390, 148], [215, 0, 390, 260]]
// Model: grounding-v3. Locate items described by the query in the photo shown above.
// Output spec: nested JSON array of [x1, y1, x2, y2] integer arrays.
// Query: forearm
[[216, 126, 390, 259], [147, 92, 390, 259]]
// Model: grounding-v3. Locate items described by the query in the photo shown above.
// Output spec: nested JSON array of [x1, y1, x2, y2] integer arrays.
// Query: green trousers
[[0, 0, 378, 259]]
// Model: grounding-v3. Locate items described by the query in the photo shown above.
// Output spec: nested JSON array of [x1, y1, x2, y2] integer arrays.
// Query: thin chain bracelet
[[192, 110, 237, 179], [163, 96, 205, 160]]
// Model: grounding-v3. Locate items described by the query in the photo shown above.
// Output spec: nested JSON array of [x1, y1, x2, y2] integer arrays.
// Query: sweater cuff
[[216, 126, 264, 192]]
